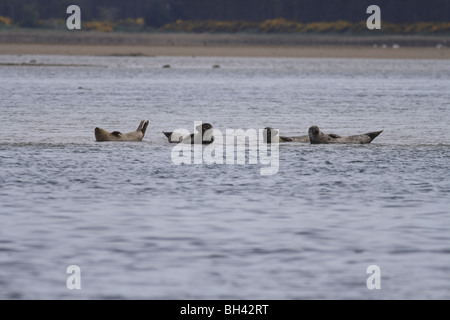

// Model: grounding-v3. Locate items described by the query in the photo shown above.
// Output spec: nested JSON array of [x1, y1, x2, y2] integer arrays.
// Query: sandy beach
[[0, 30, 449, 59], [1, 43, 449, 59]]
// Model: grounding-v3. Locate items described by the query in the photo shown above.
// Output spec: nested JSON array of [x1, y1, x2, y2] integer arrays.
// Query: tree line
[[0, 0, 449, 28]]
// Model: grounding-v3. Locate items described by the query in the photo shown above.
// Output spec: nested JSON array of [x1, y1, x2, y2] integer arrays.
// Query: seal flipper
[[139, 120, 149, 136], [162, 131, 172, 139], [111, 131, 123, 137], [364, 130, 383, 142], [328, 134, 341, 139], [162, 131, 176, 143]]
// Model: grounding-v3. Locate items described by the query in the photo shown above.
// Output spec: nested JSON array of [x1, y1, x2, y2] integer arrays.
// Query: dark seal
[[308, 125, 383, 144]]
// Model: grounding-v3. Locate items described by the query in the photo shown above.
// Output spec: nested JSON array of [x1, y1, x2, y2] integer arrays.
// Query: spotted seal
[[163, 123, 214, 144], [308, 125, 383, 144], [95, 120, 149, 142]]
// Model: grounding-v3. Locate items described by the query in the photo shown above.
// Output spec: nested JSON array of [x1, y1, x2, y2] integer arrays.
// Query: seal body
[[163, 123, 214, 144], [280, 135, 310, 143], [308, 125, 383, 144], [95, 120, 149, 142], [264, 127, 309, 143]]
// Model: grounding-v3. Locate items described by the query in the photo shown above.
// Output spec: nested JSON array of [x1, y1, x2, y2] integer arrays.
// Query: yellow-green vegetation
[[0, 15, 449, 34], [161, 19, 450, 34], [0, 16, 146, 32], [0, 15, 12, 26], [160, 19, 260, 33], [83, 21, 115, 32], [114, 18, 145, 31], [82, 18, 145, 32]]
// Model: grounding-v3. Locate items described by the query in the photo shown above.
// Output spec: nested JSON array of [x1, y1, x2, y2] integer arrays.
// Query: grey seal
[[95, 120, 149, 142], [163, 123, 214, 144], [263, 127, 310, 143], [308, 125, 383, 144]]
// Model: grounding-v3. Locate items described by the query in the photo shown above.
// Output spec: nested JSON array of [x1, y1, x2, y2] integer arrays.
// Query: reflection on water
[[0, 56, 449, 299]]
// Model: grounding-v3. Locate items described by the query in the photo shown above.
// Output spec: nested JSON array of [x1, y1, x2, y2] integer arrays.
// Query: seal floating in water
[[263, 127, 310, 143], [308, 125, 383, 144], [163, 123, 214, 144], [95, 120, 149, 142]]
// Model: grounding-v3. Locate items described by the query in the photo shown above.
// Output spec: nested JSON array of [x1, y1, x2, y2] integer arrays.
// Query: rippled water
[[0, 55, 449, 299]]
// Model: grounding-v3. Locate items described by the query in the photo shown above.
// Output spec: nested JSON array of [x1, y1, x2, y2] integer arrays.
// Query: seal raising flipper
[[308, 125, 383, 144], [163, 123, 214, 144], [95, 120, 149, 142]]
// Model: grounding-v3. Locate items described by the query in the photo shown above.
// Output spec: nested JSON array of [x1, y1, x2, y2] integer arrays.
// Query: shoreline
[[1, 43, 448, 59], [0, 30, 449, 59]]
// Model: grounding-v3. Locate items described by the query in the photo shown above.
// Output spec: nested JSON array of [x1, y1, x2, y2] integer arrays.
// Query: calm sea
[[0, 55, 449, 299]]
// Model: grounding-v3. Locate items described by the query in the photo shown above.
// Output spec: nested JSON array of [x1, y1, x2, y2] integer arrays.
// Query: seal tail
[[364, 130, 383, 142]]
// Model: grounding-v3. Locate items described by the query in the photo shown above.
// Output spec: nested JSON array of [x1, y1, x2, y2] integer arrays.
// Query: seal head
[[308, 125, 326, 144]]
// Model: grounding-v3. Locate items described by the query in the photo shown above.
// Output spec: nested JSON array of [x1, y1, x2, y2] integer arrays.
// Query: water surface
[[0, 55, 449, 299]]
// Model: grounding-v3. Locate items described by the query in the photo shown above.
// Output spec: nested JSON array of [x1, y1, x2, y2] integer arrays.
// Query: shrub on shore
[[83, 21, 114, 32], [160, 20, 260, 33], [115, 18, 145, 32], [0, 15, 449, 34], [34, 18, 145, 32], [0, 16, 12, 26], [161, 19, 450, 34]]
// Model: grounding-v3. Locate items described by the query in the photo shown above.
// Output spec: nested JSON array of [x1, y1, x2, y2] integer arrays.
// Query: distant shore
[[0, 30, 449, 59]]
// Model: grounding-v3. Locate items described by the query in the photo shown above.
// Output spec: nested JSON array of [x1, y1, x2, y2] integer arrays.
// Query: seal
[[308, 125, 383, 144], [263, 127, 310, 143], [163, 123, 214, 144], [95, 120, 149, 142]]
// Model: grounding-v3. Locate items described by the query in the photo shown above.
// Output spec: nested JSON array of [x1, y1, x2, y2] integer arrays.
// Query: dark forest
[[0, 0, 449, 28]]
